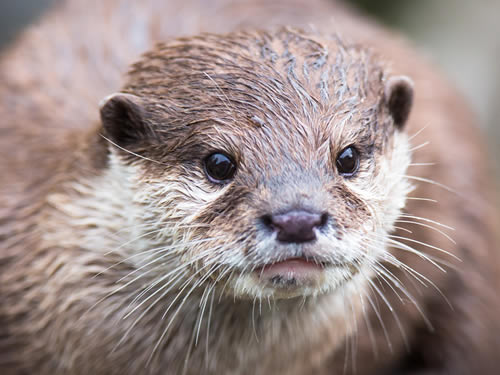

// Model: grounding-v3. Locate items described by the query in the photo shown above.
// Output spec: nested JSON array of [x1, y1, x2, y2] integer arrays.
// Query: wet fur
[[1, 0, 500, 374]]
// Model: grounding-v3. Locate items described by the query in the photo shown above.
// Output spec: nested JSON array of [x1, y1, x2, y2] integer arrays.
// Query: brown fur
[[1, 1, 500, 374]]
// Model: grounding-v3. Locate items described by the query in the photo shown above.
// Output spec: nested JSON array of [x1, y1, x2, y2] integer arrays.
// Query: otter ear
[[385, 76, 414, 129], [99, 93, 154, 148]]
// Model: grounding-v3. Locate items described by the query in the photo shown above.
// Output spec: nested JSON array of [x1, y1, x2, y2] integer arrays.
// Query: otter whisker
[[373, 262, 432, 332], [354, 281, 378, 358], [341, 286, 352, 374], [122, 259, 205, 320], [182, 334, 197, 375], [402, 174, 457, 194], [217, 247, 255, 301], [112, 237, 227, 284], [360, 236, 454, 311], [409, 140, 430, 152], [106, 222, 212, 244], [162, 255, 226, 322], [95, 236, 224, 281], [395, 219, 456, 244], [99, 229, 164, 260], [193, 284, 212, 348], [218, 266, 239, 302], [113, 250, 180, 285], [124, 249, 220, 319], [111, 269, 190, 353], [96, 247, 174, 281], [362, 230, 449, 271], [393, 225, 413, 234], [408, 162, 436, 167], [356, 266, 393, 353], [371, 263, 406, 304], [407, 123, 430, 141], [383, 255, 453, 310], [149, 256, 225, 364], [252, 296, 259, 342], [347, 286, 359, 374], [204, 288, 216, 367], [194, 263, 227, 346], [385, 239, 446, 272], [100, 134, 166, 165], [108, 221, 210, 234], [203, 72, 239, 118], [406, 197, 438, 203], [399, 213, 455, 230], [81, 265, 161, 323], [365, 272, 408, 350], [107, 222, 156, 238], [388, 235, 461, 261], [126, 264, 185, 311]]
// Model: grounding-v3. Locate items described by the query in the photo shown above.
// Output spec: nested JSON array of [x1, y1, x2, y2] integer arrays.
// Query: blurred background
[[0, 0, 499, 182]]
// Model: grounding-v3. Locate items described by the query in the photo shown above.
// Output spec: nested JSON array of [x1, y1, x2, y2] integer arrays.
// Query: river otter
[[1, 0, 499, 374]]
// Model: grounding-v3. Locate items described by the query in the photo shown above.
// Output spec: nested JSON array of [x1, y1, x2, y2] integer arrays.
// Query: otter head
[[99, 29, 413, 301]]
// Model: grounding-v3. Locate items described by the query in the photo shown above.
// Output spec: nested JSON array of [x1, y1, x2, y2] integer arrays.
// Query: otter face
[[100, 29, 413, 301]]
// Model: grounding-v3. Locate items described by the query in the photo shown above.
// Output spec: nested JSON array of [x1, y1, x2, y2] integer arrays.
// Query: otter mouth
[[254, 257, 331, 288]]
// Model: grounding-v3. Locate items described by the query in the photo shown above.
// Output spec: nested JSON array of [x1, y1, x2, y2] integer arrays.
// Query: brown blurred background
[[1, 0, 499, 183]]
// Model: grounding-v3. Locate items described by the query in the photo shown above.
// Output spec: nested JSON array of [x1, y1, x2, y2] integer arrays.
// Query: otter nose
[[262, 210, 328, 243]]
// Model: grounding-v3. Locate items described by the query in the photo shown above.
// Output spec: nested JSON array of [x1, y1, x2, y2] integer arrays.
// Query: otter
[[1, 0, 499, 374]]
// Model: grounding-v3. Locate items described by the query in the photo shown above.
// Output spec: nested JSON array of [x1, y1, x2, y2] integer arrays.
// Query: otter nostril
[[261, 214, 274, 230], [263, 210, 326, 244], [320, 212, 329, 228]]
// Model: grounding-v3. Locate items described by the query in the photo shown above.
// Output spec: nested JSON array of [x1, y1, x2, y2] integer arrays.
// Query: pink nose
[[262, 210, 328, 243]]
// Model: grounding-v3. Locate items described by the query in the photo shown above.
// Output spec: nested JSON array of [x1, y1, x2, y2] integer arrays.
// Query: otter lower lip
[[255, 258, 325, 283]]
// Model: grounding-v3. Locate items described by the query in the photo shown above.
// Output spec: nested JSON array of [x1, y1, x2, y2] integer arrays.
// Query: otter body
[[1, 1, 499, 374]]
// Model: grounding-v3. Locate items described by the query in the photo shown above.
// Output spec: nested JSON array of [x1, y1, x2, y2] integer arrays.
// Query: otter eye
[[336, 146, 359, 176], [204, 152, 237, 184]]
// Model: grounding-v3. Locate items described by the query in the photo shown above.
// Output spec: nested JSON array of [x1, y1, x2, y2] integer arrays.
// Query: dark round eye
[[204, 152, 237, 184], [336, 146, 359, 176]]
